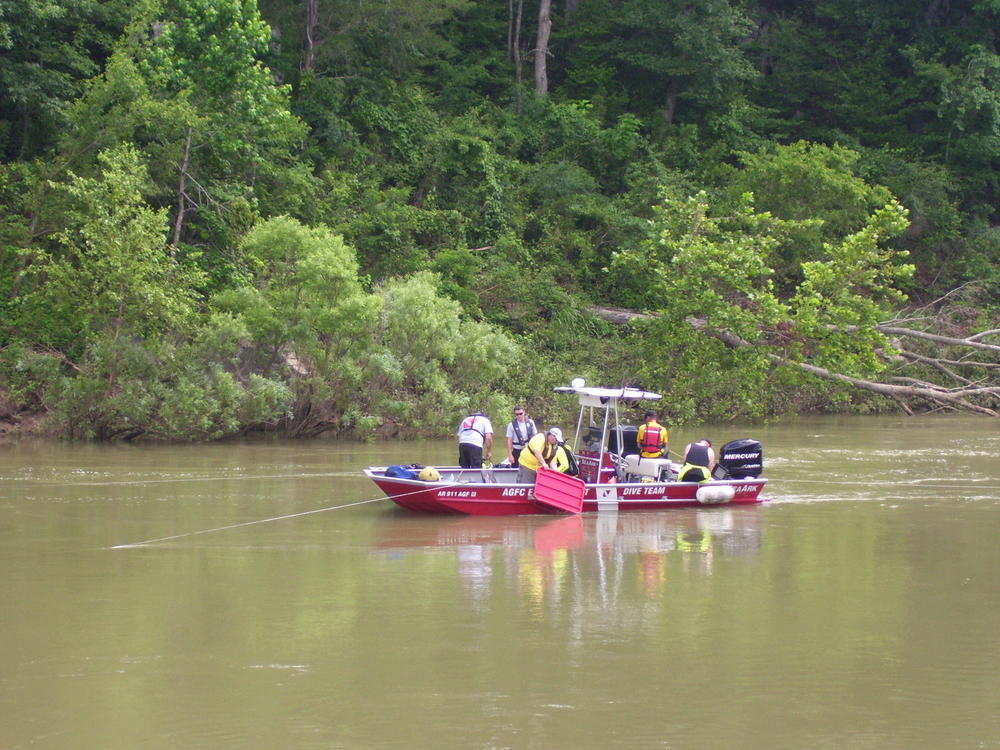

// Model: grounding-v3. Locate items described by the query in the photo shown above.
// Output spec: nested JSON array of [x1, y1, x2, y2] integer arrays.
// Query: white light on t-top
[[571, 377, 585, 389]]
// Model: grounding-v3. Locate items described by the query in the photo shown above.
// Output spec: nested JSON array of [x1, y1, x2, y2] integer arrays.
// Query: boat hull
[[365, 467, 768, 515]]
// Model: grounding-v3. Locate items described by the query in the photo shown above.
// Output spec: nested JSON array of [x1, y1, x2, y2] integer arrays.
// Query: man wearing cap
[[678, 439, 715, 482], [516, 427, 570, 483], [636, 410, 668, 458]]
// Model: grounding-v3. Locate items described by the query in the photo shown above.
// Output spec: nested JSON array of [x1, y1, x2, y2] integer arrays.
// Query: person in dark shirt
[[677, 439, 715, 482]]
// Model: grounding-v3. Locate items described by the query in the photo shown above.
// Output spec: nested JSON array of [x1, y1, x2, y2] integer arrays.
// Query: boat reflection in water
[[372, 508, 764, 602]]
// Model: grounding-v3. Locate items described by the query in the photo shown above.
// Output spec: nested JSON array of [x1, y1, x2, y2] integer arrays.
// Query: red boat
[[364, 383, 769, 515]]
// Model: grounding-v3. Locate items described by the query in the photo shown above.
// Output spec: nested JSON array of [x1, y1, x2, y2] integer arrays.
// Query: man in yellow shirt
[[516, 427, 569, 483], [636, 411, 667, 458]]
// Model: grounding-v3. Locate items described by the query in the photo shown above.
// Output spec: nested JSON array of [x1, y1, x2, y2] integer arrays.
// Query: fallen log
[[588, 305, 999, 417]]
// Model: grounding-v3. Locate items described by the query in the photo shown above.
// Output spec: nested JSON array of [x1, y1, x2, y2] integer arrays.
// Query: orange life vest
[[640, 424, 664, 454]]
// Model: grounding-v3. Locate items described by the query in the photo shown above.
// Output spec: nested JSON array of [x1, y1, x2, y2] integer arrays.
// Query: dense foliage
[[1, 0, 997, 439]]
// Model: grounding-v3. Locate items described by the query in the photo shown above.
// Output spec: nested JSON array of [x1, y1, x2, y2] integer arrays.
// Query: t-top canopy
[[554, 384, 662, 407]]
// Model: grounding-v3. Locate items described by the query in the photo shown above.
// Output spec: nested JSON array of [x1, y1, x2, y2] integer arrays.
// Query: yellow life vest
[[678, 442, 711, 482], [677, 463, 710, 482]]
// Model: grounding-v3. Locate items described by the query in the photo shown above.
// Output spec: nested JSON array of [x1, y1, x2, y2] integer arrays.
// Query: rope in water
[[109, 480, 467, 549], [110, 496, 388, 549], [103, 472, 1000, 549]]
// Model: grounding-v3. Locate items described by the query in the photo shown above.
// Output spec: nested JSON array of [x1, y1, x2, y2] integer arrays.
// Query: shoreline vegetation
[[1, 1, 998, 442]]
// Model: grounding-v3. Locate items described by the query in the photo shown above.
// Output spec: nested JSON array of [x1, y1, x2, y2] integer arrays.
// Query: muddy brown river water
[[1, 415, 998, 749]]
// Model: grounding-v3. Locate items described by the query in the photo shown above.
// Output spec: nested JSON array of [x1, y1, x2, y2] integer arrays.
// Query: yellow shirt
[[549, 445, 570, 473], [518, 433, 569, 472]]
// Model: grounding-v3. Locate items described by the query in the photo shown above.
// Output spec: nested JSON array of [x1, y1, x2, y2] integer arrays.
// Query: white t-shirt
[[457, 414, 493, 447]]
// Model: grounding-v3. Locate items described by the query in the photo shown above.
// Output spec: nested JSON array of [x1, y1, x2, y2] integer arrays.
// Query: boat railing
[[436, 467, 523, 485]]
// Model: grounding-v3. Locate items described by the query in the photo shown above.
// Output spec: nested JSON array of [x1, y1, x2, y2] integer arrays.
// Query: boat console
[[622, 454, 675, 482]]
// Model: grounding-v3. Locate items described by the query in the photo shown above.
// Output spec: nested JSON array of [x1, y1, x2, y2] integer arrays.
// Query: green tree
[[261, 0, 469, 80], [19, 145, 201, 355], [5, 146, 267, 440], [722, 141, 893, 290], [747, 0, 1000, 295], [212, 216, 380, 435], [562, 0, 758, 136], [371, 270, 520, 433], [611, 189, 913, 420], [0, 0, 129, 159], [791, 202, 913, 375], [65, 0, 307, 265]]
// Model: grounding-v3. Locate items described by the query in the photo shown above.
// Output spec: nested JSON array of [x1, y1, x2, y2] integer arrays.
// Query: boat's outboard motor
[[712, 439, 763, 479]]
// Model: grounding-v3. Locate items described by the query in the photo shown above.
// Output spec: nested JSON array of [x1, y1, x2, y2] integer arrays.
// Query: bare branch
[[782, 358, 998, 416], [895, 350, 974, 385], [877, 325, 1000, 353], [590, 305, 657, 325], [968, 329, 1000, 342]]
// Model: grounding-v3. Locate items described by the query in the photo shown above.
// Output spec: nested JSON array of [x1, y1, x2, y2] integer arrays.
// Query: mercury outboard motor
[[713, 438, 764, 479]]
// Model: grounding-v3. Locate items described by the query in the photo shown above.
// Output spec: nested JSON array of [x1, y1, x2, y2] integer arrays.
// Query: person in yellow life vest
[[516, 427, 569, 483], [677, 438, 715, 482], [636, 411, 667, 458]]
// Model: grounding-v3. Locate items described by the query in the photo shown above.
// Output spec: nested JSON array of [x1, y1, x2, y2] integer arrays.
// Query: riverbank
[[0, 396, 45, 442]]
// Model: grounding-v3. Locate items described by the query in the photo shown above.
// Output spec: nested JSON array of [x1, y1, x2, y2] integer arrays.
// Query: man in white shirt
[[456, 411, 493, 468]]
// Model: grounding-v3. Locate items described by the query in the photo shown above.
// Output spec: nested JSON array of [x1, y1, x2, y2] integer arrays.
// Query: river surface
[[1, 415, 998, 750]]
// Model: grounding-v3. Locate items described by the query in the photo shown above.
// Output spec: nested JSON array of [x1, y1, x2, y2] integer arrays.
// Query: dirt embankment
[[0, 395, 47, 442]]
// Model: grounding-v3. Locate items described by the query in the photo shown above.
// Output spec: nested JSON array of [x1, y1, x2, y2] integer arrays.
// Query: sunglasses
[[514, 411, 524, 416]]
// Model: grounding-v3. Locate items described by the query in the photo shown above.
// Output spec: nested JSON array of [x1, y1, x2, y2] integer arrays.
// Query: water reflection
[[373, 509, 764, 605]]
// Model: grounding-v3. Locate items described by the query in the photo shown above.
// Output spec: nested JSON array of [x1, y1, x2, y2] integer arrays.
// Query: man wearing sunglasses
[[505, 406, 537, 466]]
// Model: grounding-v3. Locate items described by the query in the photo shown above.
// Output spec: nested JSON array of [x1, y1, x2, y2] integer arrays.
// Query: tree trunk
[[534, 0, 552, 95], [170, 128, 193, 254], [303, 0, 318, 73], [664, 79, 679, 124], [512, 0, 524, 112], [508, 0, 514, 62]]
